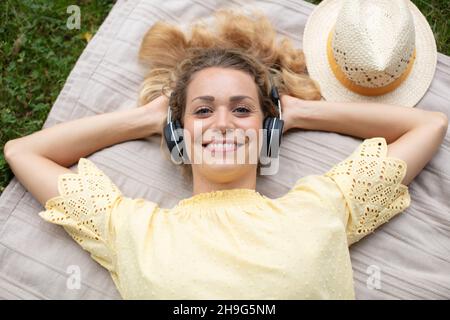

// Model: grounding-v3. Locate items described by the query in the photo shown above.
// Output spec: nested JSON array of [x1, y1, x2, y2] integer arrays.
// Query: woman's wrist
[[121, 106, 158, 140], [281, 95, 318, 132], [139, 95, 168, 137]]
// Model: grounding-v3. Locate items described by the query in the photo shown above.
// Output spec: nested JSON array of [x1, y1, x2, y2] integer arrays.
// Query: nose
[[211, 106, 235, 132]]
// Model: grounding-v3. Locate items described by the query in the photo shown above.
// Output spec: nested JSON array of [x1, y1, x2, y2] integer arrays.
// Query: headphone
[[163, 96, 189, 164], [163, 81, 284, 164]]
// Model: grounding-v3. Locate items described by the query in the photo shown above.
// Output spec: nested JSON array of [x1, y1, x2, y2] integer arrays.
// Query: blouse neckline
[[175, 188, 264, 209]]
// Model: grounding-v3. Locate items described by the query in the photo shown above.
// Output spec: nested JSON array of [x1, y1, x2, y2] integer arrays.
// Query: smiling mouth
[[202, 141, 245, 153]]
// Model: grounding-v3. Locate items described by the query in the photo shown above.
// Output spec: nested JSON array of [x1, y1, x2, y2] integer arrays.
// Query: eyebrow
[[191, 95, 255, 102]]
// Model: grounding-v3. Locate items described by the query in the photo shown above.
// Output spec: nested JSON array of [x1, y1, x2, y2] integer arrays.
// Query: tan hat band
[[326, 27, 416, 96]]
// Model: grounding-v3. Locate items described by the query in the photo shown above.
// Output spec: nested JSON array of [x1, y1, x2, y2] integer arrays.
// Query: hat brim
[[302, 0, 437, 107]]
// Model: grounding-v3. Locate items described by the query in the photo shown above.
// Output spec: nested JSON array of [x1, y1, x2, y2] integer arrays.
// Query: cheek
[[244, 115, 264, 135], [239, 116, 262, 129], [182, 119, 203, 161], [183, 118, 201, 144]]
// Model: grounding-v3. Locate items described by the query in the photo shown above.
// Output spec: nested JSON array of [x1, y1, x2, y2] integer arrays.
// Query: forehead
[[186, 67, 259, 102]]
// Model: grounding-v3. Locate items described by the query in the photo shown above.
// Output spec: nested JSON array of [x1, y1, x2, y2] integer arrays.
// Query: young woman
[[4, 10, 447, 299]]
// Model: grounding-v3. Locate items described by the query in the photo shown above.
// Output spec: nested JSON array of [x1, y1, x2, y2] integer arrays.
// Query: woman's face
[[183, 67, 264, 184]]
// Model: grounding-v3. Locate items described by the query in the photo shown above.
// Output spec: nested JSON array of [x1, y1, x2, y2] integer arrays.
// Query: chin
[[188, 141, 260, 180], [194, 162, 255, 183]]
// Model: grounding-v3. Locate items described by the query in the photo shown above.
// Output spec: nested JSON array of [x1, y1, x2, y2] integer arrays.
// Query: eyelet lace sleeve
[[38, 158, 122, 272], [324, 137, 411, 246]]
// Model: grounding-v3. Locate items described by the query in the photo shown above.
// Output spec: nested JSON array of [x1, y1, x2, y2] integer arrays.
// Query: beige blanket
[[0, 0, 449, 299]]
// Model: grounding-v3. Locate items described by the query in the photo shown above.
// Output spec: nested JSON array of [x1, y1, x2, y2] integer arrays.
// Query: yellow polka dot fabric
[[39, 137, 410, 299]]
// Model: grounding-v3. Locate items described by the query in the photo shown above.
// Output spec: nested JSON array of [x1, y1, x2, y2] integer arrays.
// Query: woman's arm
[[3, 96, 168, 206], [281, 96, 448, 185]]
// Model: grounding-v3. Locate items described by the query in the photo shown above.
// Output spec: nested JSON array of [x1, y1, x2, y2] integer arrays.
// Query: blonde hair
[[137, 9, 321, 180]]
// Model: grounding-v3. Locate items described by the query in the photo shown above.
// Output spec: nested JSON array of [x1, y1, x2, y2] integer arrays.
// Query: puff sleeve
[[38, 158, 123, 272], [324, 137, 411, 246]]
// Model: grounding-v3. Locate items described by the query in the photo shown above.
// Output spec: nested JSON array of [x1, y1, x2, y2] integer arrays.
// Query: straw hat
[[303, 0, 437, 107]]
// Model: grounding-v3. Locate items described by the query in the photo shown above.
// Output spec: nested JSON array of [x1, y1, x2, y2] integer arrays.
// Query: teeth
[[204, 143, 243, 151], [209, 143, 235, 148]]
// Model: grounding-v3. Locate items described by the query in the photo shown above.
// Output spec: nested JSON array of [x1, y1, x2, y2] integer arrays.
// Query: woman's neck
[[192, 167, 257, 196]]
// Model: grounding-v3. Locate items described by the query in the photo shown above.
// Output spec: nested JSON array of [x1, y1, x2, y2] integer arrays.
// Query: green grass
[[0, 0, 448, 195], [0, 0, 114, 193]]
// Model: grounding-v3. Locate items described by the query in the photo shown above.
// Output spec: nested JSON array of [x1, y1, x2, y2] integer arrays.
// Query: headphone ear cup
[[172, 120, 183, 141], [270, 118, 284, 158], [262, 117, 273, 158], [164, 123, 174, 151], [164, 120, 185, 163], [262, 117, 285, 158]]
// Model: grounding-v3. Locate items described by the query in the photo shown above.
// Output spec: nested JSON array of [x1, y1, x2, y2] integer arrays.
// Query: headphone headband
[[270, 85, 282, 120], [166, 92, 176, 124]]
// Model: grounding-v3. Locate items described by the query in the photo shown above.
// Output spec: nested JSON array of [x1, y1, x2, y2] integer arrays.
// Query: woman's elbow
[[4, 139, 22, 162], [429, 112, 448, 134], [3, 137, 35, 163]]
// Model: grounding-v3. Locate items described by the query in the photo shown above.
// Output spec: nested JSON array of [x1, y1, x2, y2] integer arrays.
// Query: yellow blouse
[[39, 137, 410, 299]]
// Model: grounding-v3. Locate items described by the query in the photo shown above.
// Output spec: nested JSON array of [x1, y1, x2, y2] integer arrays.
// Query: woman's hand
[[140, 95, 169, 136], [280, 94, 308, 133]]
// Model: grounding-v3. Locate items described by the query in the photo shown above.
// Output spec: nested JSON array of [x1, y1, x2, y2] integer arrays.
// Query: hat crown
[[332, 0, 415, 88]]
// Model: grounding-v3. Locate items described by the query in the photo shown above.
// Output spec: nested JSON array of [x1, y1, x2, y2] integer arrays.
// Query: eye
[[233, 106, 250, 114], [194, 107, 212, 115]]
